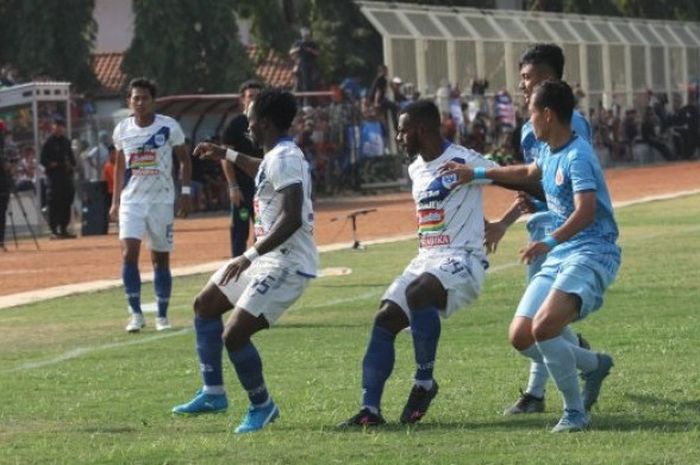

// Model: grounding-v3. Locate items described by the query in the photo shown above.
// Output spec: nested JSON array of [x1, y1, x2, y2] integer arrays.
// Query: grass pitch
[[1, 195, 700, 465]]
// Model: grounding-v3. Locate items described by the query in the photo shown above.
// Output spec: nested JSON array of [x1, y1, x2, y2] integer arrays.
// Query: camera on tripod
[[0, 121, 40, 250]]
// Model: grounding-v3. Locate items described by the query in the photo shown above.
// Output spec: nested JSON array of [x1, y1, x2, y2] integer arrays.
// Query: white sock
[[362, 405, 379, 415], [561, 326, 578, 345], [203, 385, 225, 395], [520, 345, 547, 399], [414, 379, 434, 391], [536, 336, 584, 412]]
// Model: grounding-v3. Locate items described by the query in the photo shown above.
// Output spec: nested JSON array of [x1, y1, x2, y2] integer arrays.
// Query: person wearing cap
[[40, 117, 77, 239], [87, 131, 111, 182]]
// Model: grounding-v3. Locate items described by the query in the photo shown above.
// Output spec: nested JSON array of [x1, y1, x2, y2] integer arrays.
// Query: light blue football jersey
[[521, 110, 591, 213], [536, 135, 620, 268]]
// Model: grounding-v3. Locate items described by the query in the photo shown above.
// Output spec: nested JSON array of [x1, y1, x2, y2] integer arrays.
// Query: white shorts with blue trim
[[118, 202, 174, 252], [382, 251, 487, 319], [515, 251, 619, 321], [210, 256, 310, 325]]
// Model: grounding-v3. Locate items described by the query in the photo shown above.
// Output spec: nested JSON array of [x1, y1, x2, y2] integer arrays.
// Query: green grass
[[2, 195, 700, 465]]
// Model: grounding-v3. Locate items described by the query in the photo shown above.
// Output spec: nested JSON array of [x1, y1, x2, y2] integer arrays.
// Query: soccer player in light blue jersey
[[484, 44, 594, 415], [442, 80, 620, 432]]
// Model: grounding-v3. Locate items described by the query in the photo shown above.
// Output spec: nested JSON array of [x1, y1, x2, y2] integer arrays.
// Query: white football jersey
[[253, 138, 318, 276], [409, 143, 498, 256], [113, 114, 185, 205]]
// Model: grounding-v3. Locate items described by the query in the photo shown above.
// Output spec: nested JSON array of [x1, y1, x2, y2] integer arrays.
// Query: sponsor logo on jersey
[[128, 149, 159, 174], [419, 234, 451, 248], [417, 208, 445, 233]]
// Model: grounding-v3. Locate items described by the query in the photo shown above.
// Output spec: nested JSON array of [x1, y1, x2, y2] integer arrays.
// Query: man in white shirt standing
[[172, 89, 318, 434], [110, 77, 192, 333], [340, 100, 498, 427]]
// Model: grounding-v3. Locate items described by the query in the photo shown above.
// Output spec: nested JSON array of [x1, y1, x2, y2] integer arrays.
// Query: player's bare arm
[[440, 161, 544, 200], [109, 149, 125, 221], [520, 190, 596, 264], [218, 183, 303, 286], [221, 159, 242, 208], [484, 198, 523, 254], [193, 142, 261, 179], [175, 144, 192, 218]]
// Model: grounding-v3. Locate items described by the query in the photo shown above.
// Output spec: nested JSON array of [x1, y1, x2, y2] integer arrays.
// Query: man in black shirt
[[40, 118, 76, 238], [289, 28, 320, 92], [221, 80, 264, 257]]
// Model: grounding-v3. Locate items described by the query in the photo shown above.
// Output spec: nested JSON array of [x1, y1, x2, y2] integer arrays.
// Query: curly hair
[[251, 88, 297, 132]]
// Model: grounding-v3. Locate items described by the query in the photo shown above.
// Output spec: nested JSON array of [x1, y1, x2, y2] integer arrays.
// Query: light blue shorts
[[525, 211, 555, 282], [515, 252, 619, 321]]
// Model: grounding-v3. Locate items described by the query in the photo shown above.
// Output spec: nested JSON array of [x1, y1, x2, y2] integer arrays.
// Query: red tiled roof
[[90, 46, 295, 97], [246, 44, 295, 89], [92, 52, 127, 96]]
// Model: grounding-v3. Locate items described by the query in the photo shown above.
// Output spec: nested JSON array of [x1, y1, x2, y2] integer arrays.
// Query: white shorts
[[382, 251, 487, 319], [118, 202, 174, 252], [210, 257, 310, 325]]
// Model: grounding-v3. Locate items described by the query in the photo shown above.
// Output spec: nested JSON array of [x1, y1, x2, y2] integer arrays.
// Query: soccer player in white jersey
[[442, 81, 620, 432], [485, 44, 594, 415], [172, 89, 318, 434], [110, 77, 192, 333], [340, 100, 498, 427]]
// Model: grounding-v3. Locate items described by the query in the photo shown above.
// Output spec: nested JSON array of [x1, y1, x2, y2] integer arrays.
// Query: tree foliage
[[0, 0, 98, 91], [123, 0, 253, 96], [309, 1, 382, 85]]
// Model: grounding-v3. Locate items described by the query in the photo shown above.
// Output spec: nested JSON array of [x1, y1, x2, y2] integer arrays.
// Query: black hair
[[519, 44, 565, 80], [401, 99, 441, 131], [531, 80, 575, 124], [238, 79, 264, 94], [251, 88, 297, 132], [128, 77, 157, 99]]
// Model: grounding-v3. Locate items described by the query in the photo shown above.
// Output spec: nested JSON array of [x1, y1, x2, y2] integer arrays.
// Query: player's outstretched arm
[[520, 191, 596, 264], [193, 142, 261, 179], [484, 198, 523, 254]]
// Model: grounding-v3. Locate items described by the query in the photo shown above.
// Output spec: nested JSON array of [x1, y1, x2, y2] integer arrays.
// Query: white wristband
[[225, 148, 239, 164], [243, 247, 259, 262], [181, 185, 191, 195]]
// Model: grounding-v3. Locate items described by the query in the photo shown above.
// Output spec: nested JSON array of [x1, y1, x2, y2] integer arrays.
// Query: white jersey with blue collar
[[253, 138, 318, 277], [408, 142, 498, 257], [113, 113, 185, 205]]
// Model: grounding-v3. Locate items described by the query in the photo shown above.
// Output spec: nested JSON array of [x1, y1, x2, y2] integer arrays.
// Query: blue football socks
[[122, 262, 142, 314], [154, 266, 172, 318], [228, 342, 270, 406], [361, 325, 396, 411], [410, 306, 441, 384], [194, 316, 224, 389]]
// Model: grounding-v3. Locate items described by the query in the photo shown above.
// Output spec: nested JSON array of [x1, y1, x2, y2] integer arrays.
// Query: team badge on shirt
[[556, 168, 565, 186]]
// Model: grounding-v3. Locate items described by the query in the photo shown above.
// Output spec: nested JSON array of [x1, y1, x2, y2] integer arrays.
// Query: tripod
[[331, 208, 377, 250], [5, 188, 41, 251]]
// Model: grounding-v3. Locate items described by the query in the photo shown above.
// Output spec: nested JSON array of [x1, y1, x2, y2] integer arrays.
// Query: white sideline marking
[[5, 329, 191, 373], [6, 262, 523, 373], [3, 189, 699, 310], [6, 218, 699, 373], [3, 189, 700, 372]]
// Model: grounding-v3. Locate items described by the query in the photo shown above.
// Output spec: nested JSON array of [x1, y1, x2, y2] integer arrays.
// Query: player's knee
[[531, 317, 558, 342], [222, 325, 248, 352], [509, 318, 535, 350], [374, 303, 408, 335], [405, 275, 444, 311]]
